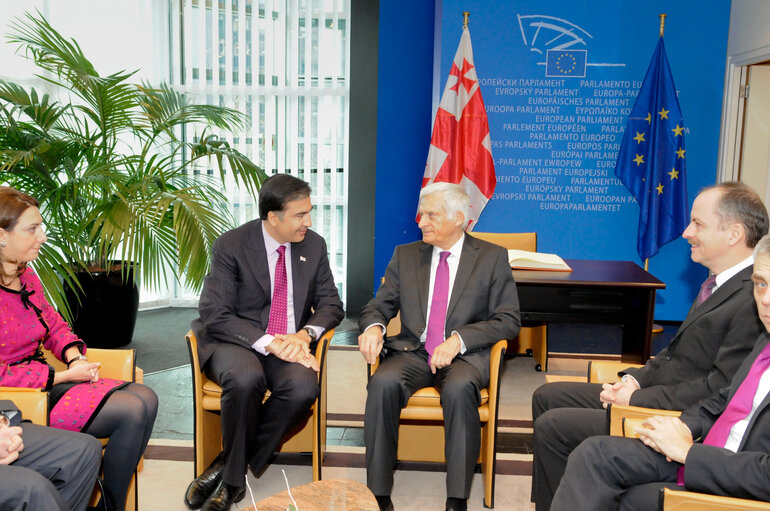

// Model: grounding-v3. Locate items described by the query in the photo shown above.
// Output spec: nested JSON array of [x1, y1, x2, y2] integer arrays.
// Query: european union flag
[[545, 49, 586, 77], [615, 38, 688, 260]]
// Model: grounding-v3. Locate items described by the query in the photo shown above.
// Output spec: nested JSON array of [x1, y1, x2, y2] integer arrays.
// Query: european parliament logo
[[517, 14, 624, 77], [545, 49, 586, 77]]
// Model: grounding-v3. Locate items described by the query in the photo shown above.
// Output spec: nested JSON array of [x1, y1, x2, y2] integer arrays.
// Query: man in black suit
[[0, 401, 102, 511], [531, 181, 769, 510], [358, 182, 520, 511], [184, 174, 344, 511], [550, 233, 770, 510]]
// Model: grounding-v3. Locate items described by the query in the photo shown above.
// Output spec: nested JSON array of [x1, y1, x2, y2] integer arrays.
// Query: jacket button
[[403, 347, 408, 351], [666, 355, 672, 360]]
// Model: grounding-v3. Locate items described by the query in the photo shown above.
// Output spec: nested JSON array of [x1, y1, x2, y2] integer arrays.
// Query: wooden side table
[[247, 479, 378, 511]]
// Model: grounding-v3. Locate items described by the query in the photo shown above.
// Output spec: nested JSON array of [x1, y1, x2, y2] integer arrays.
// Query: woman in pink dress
[[0, 187, 158, 511]]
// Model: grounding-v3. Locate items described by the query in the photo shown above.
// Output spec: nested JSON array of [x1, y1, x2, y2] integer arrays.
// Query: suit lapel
[[671, 266, 751, 344], [245, 220, 271, 297], [446, 236, 479, 320], [417, 243, 433, 324], [291, 240, 309, 330]]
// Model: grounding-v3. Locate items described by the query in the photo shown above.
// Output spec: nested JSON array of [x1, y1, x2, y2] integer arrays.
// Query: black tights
[[83, 383, 158, 511]]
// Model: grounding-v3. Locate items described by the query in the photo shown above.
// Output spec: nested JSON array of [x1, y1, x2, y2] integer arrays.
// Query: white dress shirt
[[252, 223, 323, 355]]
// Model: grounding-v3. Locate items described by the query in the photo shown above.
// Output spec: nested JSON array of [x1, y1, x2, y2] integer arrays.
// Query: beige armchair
[[186, 328, 332, 481], [0, 347, 139, 511], [368, 316, 506, 508]]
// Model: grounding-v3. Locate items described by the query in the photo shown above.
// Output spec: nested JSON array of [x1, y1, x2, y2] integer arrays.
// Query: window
[[169, 0, 350, 302]]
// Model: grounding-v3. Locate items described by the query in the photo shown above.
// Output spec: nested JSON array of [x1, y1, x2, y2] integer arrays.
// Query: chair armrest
[[661, 487, 770, 510], [87, 348, 136, 382], [588, 360, 645, 383], [608, 404, 681, 437], [0, 387, 48, 425]]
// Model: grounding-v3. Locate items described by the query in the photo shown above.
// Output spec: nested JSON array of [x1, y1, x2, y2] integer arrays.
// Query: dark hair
[[704, 181, 769, 248], [258, 174, 311, 220], [0, 186, 39, 281]]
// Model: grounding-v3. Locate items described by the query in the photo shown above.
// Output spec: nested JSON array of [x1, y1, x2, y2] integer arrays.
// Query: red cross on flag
[[422, 27, 495, 231]]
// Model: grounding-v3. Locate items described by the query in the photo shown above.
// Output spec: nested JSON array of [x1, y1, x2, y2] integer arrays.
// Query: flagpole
[[648, 13, 669, 335], [462, 11, 470, 29]]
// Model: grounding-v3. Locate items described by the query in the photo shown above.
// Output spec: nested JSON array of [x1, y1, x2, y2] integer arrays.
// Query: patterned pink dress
[[0, 268, 126, 431]]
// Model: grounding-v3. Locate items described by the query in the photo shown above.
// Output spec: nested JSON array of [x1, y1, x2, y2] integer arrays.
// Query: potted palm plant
[[0, 12, 267, 347]]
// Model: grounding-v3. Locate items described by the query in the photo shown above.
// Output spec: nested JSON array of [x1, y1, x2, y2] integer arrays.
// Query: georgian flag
[[421, 27, 496, 231]]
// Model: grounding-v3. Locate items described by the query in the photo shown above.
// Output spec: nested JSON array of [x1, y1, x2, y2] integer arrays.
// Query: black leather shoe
[[445, 497, 467, 511], [184, 452, 225, 509], [376, 495, 394, 511], [200, 480, 246, 511]]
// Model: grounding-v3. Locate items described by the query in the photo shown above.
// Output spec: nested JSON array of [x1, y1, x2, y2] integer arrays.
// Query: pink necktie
[[678, 342, 770, 485], [266, 245, 288, 335], [695, 275, 717, 307], [425, 251, 451, 359]]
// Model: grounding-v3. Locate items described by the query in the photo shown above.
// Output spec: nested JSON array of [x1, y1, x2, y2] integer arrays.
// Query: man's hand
[[267, 336, 319, 371], [0, 425, 23, 465], [599, 379, 638, 408], [429, 334, 461, 374], [358, 325, 384, 365], [637, 416, 694, 463]]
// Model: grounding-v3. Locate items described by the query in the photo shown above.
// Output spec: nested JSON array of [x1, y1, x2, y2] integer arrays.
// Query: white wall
[[727, 0, 770, 60]]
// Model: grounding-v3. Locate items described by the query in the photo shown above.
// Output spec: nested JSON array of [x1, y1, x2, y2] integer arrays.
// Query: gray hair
[[419, 182, 471, 225], [703, 181, 769, 248], [754, 233, 770, 260]]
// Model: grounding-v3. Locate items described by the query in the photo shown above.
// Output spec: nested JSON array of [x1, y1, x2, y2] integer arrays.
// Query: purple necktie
[[695, 275, 717, 307], [425, 251, 451, 360], [678, 342, 770, 485], [266, 245, 288, 335]]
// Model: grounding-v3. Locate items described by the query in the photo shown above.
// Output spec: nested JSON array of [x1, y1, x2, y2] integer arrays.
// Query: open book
[[507, 249, 572, 271]]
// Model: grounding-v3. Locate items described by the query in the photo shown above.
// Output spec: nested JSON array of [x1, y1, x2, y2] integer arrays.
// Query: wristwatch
[[67, 354, 87, 366], [302, 327, 318, 343]]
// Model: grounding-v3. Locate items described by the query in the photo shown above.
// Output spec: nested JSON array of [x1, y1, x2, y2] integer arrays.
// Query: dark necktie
[[266, 245, 288, 335], [695, 275, 717, 307], [678, 342, 770, 485], [425, 251, 451, 360]]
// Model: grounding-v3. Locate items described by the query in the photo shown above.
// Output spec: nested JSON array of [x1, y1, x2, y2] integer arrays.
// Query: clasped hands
[[53, 359, 101, 385], [267, 331, 319, 371], [0, 424, 23, 465], [357, 326, 460, 374], [636, 415, 694, 464], [599, 378, 639, 408]]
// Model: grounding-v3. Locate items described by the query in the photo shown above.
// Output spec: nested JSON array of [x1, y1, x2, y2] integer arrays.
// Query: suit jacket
[[678, 332, 770, 501], [623, 266, 763, 410], [359, 235, 521, 374], [192, 219, 344, 367]]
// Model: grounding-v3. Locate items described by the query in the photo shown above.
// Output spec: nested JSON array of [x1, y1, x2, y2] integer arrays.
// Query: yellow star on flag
[[668, 168, 679, 180], [656, 182, 664, 195], [658, 108, 670, 120], [633, 132, 645, 143], [672, 124, 684, 136], [633, 154, 644, 166], [676, 147, 685, 159], [645, 113, 652, 124]]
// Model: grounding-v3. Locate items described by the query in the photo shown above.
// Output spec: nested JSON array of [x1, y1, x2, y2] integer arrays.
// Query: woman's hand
[[53, 361, 101, 385]]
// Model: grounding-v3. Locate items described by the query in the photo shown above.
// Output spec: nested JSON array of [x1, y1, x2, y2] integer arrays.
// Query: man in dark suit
[[358, 182, 520, 511], [550, 233, 770, 510], [531, 181, 769, 510], [0, 400, 102, 511], [184, 174, 344, 511]]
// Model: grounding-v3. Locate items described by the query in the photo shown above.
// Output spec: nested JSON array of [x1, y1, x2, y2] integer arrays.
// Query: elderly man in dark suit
[[551, 233, 770, 510], [184, 174, 344, 511], [531, 181, 769, 510], [358, 182, 520, 511]]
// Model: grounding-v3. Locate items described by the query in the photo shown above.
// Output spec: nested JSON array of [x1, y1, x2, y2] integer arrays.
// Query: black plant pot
[[63, 265, 139, 349]]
